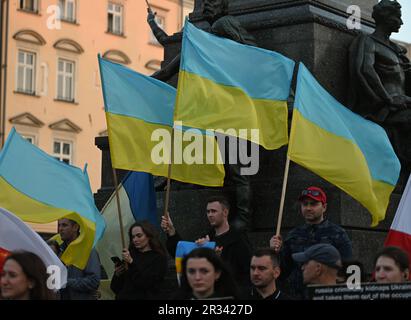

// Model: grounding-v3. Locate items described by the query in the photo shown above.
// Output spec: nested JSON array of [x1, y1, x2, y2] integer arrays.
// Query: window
[[53, 140, 72, 164], [108, 3, 123, 35], [17, 50, 36, 94], [58, 0, 76, 22], [21, 134, 36, 145], [150, 15, 165, 44], [19, 0, 38, 12], [57, 59, 75, 102]]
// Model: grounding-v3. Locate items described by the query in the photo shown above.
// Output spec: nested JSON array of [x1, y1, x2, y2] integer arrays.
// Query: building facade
[[0, 0, 193, 233], [395, 39, 411, 59]]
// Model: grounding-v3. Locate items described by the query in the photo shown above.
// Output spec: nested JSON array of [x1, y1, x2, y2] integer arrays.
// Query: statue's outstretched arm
[[147, 9, 169, 46]]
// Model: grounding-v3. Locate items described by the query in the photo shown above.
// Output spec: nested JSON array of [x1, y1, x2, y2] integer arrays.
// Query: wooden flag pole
[[112, 168, 127, 249], [163, 129, 175, 220], [275, 156, 291, 236]]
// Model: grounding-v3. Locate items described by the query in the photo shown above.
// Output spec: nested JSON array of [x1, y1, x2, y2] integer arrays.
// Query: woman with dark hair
[[374, 246, 410, 283], [110, 221, 168, 299], [174, 247, 240, 300], [0, 251, 55, 300]]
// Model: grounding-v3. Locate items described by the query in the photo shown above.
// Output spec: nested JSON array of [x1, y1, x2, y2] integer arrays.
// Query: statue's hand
[[151, 69, 162, 79], [147, 8, 156, 23], [151, 69, 168, 81], [389, 95, 408, 111]]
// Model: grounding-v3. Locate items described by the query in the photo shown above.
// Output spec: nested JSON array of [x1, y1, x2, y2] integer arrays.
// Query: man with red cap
[[269, 186, 352, 299]]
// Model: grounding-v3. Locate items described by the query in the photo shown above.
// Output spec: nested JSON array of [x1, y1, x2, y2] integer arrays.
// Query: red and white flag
[[385, 174, 411, 273], [0, 207, 67, 288]]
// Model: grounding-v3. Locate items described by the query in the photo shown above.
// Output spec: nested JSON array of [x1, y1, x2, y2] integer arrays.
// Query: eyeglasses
[[301, 190, 321, 197]]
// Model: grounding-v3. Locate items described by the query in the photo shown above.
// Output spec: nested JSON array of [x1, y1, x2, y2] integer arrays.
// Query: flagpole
[[275, 156, 290, 236], [112, 168, 127, 249], [163, 128, 175, 220]]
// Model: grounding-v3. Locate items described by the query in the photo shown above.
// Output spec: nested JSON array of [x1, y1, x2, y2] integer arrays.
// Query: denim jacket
[[59, 244, 101, 300]]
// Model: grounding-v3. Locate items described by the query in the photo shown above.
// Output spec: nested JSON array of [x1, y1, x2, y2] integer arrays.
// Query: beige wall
[[2, 0, 192, 233]]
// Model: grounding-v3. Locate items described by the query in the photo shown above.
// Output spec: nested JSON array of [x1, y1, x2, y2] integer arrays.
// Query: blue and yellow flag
[[174, 21, 295, 150], [175, 241, 216, 282], [98, 56, 225, 187], [97, 171, 158, 279], [0, 128, 106, 269], [288, 63, 401, 226]]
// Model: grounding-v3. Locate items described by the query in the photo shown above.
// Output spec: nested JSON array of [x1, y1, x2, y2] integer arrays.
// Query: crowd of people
[[0, 186, 410, 300]]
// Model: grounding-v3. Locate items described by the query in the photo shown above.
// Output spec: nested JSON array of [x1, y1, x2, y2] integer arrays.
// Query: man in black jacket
[[161, 196, 252, 288]]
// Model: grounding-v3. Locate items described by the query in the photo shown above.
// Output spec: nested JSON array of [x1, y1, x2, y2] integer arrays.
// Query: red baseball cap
[[298, 186, 327, 204]]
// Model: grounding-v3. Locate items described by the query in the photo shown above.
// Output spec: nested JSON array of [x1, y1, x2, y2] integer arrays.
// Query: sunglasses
[[301, 190, 322, 197]]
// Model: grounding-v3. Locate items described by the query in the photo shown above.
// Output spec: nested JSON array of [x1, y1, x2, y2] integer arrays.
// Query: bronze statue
[[349, 0, 411, 185], [147, 0, 256, 231], [147, 0, 256, 81]]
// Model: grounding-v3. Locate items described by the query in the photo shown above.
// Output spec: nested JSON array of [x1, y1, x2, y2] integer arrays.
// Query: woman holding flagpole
[[110, 221, 168, 300]]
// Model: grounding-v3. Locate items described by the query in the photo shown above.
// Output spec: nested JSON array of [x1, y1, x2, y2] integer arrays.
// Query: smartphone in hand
[[111, 256, 122, 265]]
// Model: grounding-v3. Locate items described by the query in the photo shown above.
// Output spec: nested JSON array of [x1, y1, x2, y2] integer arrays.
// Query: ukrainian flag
[[0, 128, 106, 269], [97, 171, 158, 279], [98, 56, 225, 187], [289, 63, 401, 226], [174, 21, 295, 150], [175, 241, 216, 282]]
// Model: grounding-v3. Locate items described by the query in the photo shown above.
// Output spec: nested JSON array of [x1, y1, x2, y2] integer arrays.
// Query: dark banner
[[307, 282, 411, 300]]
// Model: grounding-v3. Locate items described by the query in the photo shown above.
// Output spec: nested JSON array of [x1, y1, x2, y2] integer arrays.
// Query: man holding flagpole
[[58, 218, 101, 300], [270, 187, 352, 299]]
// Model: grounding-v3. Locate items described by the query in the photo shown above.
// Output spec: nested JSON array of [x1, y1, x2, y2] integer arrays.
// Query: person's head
[[293, 243, 341, 285], [58, 218, 80, 243], [180, 247, 238, 299], [374, 246, 410, 283], [46, 240, 60, 256], [250, 248, 281, 290], [0, 251, 54, 300], [206, 196, 230, 229], [372, 0, 403, 33], [298, 186, 327, 224], [203, 0, 229, 23], [128, 221, 166, 255]]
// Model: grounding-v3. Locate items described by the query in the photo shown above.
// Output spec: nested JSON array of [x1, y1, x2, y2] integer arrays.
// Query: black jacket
[[248, 287, 292, 300], [110, 250, 168, 300]]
